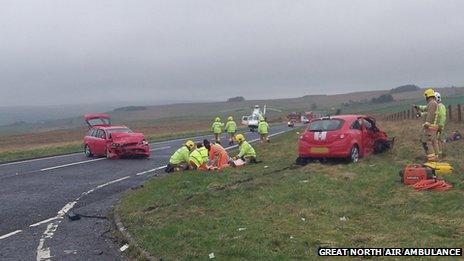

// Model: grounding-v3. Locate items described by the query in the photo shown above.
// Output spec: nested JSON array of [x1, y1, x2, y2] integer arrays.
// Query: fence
[[384, 104, 463, 122]]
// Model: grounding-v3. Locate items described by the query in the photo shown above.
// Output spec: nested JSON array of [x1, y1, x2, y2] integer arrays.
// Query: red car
[[83, 114, 150, 159], [296, 115, 393, 164]]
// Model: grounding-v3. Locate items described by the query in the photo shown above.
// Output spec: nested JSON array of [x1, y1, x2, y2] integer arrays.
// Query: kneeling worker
[[233, 134, 258, 163], [188, 143, 209, 170], [165, 140, 196, 173], [204, 139, 230, 170]]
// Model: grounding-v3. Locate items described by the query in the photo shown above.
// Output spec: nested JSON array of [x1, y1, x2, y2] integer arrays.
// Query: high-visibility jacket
[[237, 141, 256, 158], [225, 120, 237, 133], [209, 144, 229, 169], [189, 148, 206, 168], [437, 103, 446, 128], [258, 121, 269, 134], [169, 146, 190, 165], [199, 147, 209, 162], [211, 122, 224, 134]]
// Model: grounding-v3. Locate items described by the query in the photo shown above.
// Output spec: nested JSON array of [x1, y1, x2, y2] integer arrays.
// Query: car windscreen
[[87, 118, 110, 126], [106, 128, 133, 134], [308, 119, 344, 132]]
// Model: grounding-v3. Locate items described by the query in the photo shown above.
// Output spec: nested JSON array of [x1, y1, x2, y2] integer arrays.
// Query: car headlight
[[139, 140, 149, 146], [112, 143, 120, 148]]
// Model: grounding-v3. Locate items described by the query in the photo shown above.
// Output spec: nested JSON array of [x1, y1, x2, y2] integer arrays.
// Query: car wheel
[[349, 145, 360, 163], [84, 145, 93, 157]]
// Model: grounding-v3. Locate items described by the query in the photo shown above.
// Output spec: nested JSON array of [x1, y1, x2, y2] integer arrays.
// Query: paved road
[[0, 125, 292, 261]]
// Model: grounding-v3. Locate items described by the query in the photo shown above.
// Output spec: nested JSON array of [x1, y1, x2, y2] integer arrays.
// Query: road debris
[[120, 244, 129, 252], [238, 227, 247, 231], [299, 180, 309, 183], [209, 252, 215, 259], [340, 216, 347, 222]]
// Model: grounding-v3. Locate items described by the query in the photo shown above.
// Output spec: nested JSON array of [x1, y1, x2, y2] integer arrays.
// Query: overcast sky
[[1, 0, 464, 106]]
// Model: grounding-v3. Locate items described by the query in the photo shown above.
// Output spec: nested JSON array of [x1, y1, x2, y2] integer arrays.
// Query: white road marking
[[40, 158, 105, 172], [150, 146, 171, 151], [30, 217, 59, 228], [0, 229, 22, 240], [0, 153, 82, 167], [36, 175, 132, 260], [136, 166, 166, 176], [36, 222, 58, 260]]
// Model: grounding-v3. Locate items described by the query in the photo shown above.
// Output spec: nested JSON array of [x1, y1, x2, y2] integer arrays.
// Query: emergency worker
[[225, 116, 237, 145], [418, 89, 440, 161], [258, 117, 270, 143], [165, 140, 196, 172], [211, 117, 224, 143], [204, 139, 230, 170], [233, 134, 258, 163]]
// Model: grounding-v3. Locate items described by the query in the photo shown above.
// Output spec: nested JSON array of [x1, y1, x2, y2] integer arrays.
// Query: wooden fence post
[[458, 104, 462, 122], [448, 105, 452, 121]]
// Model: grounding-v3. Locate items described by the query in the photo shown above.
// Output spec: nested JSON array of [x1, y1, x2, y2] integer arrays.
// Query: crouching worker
[[165, 140, 196, 173], [188, 143, 209, 170], [232, 134, 258, 164], [204, 139, 230, 170]]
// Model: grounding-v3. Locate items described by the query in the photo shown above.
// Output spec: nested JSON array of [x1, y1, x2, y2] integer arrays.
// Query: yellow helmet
[[185, 140, 195, 150], [215, 117, 221, 122], [235, 134, 245, 143], [424, 88, 435, 99], [227, 116, 233, 121]]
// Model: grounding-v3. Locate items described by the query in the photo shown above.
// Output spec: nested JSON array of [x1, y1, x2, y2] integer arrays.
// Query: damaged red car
[[296, 115, 394, 164], [83, 114, 150, 159]]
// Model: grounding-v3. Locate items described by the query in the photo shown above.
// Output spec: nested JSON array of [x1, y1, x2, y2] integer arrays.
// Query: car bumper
[[298, 139, 351, 158], [110, 145, 150, 157]]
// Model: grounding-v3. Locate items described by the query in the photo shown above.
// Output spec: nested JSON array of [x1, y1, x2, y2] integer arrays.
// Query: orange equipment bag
[[399, 164, 436, 185]]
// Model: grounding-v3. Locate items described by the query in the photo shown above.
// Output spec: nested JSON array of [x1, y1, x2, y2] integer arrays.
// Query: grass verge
[[116, 121, 464, 260]]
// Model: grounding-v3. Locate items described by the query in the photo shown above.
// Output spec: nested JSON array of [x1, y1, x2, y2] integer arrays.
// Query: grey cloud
[[1, 0, 464, 106]]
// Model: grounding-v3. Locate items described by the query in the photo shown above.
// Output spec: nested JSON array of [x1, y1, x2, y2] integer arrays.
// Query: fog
[[1, 0, 463, 106]]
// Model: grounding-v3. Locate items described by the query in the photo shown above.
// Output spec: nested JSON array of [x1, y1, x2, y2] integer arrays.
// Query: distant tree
[[390, 84, 420, 94], [227, 96, 245, 102], [371, 94, 394, 104]]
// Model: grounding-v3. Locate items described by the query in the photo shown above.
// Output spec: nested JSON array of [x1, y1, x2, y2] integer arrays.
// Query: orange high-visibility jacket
[[209, 144, 229, 169]]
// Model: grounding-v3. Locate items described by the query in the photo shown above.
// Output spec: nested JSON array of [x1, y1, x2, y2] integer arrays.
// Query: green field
[[116, 121, 464, 260]]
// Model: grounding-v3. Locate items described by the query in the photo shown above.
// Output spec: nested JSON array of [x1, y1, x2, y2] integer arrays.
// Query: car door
[[350, 118, 363, 150], [85, 128, 97, 152], [93, 129, 107, 155], [362, 118, 375, 155]]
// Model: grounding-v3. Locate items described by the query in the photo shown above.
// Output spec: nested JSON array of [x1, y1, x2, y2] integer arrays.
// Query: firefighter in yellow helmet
[[165, 140, 196, 172], [415, 91, 447, 156], [233, 133, 258, 164], [225, 116, 237, 145], [257, 116, 270, 143], [420, 89, 440, 161], [211, 117, 224, 143]]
